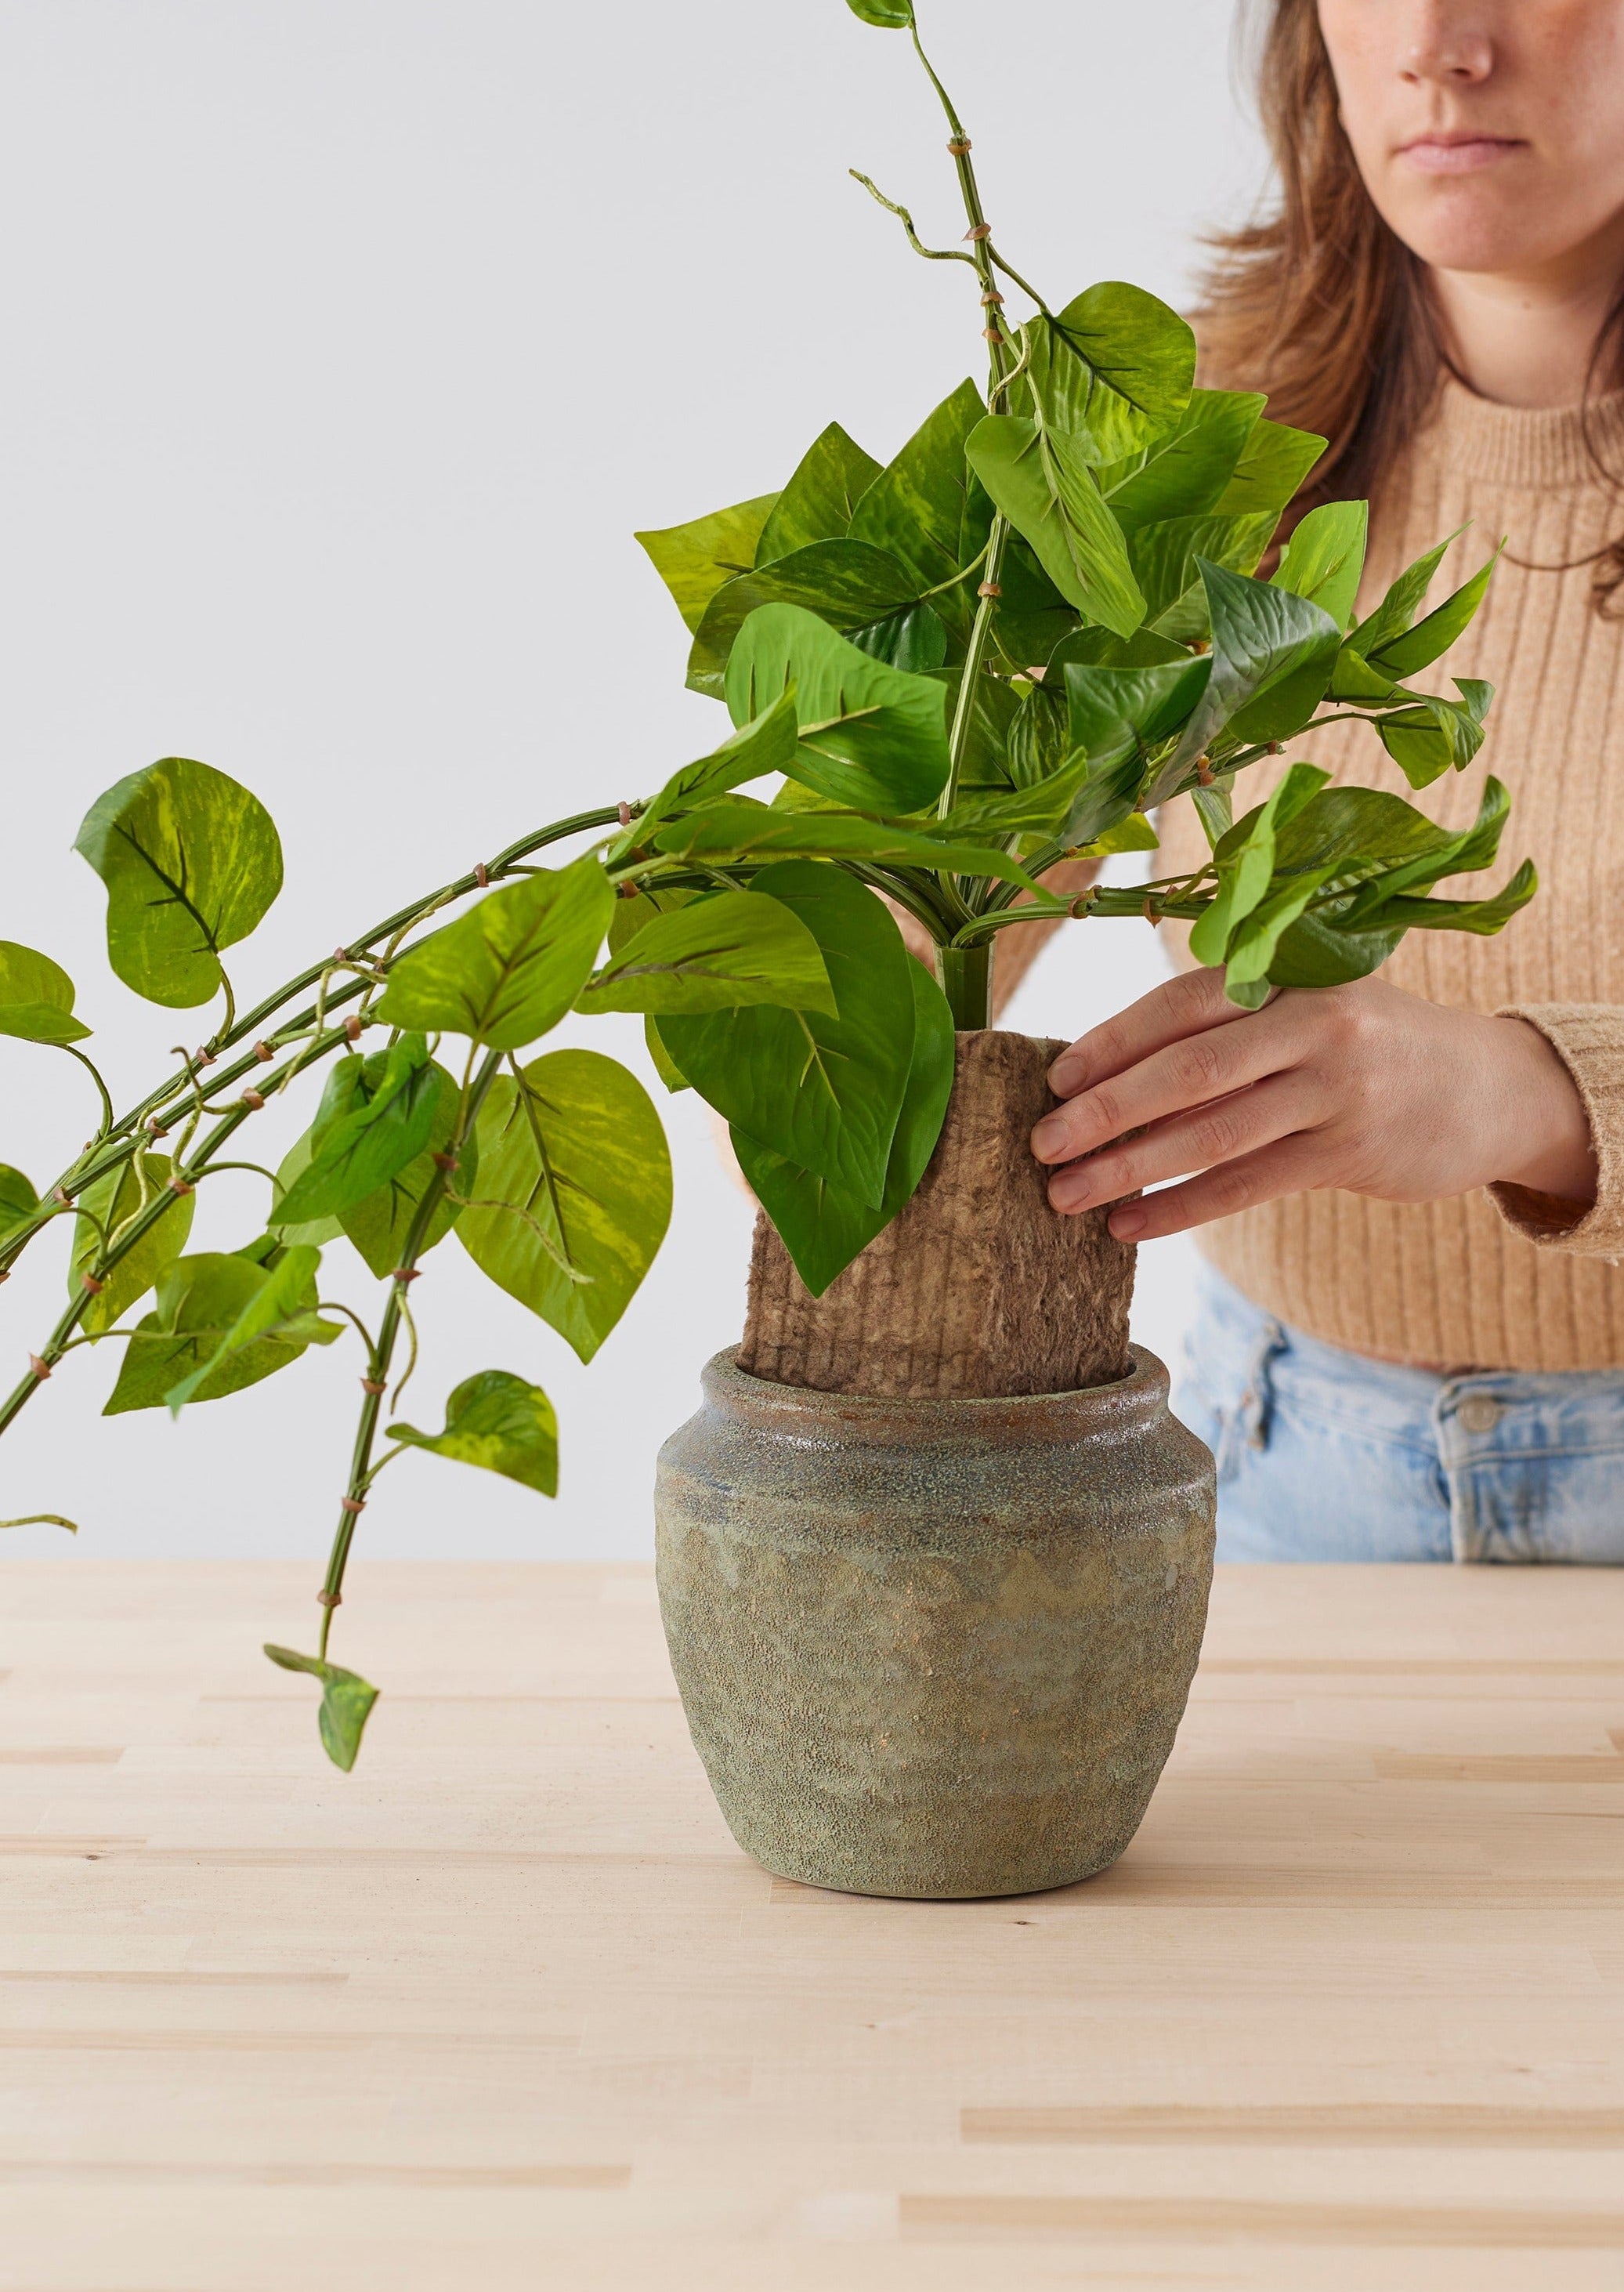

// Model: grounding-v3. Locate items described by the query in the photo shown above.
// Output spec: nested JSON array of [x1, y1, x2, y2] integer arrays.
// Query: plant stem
[[938, 943, 991, 1030], [56, 1044, 114, 1136], [314, 1047, 504, 1657]]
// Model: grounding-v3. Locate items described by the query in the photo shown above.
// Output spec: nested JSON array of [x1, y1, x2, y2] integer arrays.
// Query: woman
[[1024, 0, 1624, 1561]]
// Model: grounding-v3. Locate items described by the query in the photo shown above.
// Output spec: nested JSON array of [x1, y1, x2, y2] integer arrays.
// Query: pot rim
[[697, 1343, 1170, 1448]]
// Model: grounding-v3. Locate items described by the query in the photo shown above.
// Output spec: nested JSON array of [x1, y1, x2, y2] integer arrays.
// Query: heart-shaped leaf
[[1018, 287, 1195, 463], [577, 887, 836, 1016], [0, 942, 91, 1045], [757, 422, 884, 562], [458, 1048, 671, 1363], [845, 0, 913, 24], [272, 1037, 439, 1227], [636, 491, 779, 634], [104, 1249, 340, 1416], [387, 1370, 559, 1498], [71, 1153, 195, 1334], [848, 380, 986, 597], [375, 856, 613, 1051], [262, 1645, 379, 1772], [0, 1164, 38, 1237], [724, 602, 951, 813], [1271, 501, 1369, 632], [965, 415, 1145, 638], [74, 759, 283, 1009]]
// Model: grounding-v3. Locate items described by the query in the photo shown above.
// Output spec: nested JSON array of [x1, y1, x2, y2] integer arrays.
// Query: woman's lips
[[1399, 135, 1526, 175]]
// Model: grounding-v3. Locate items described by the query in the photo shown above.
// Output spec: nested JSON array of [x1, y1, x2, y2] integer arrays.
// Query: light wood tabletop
[[2, 1558, 1622, 2290]]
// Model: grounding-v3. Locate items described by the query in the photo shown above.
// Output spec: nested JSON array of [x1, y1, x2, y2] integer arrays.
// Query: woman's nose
[[1399, 2, 1494, 85]]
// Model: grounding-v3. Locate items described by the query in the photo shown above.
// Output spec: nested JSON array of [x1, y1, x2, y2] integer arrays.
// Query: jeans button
[[1458, 1394, 1502, 1436]]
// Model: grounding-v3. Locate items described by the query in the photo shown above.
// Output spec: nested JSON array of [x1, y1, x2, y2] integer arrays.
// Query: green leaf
[[647, 795, 1040, 889], [1145, 561, 1340, 803], [845, 0, 913, 20], [656, 860, 913, 1208], [375, 856, 613, 1051], [387, 1370, 559, 1499], [923, 662, 1022, 788], [1065, 657, 1213, 772], [645, 1014, 689, 1093], [617, 693, 800, 864], [1214, 418, 1326, 516], [724, 602, 950, 813], [1271, 501, 1369, 632], [965, 415, 1145, 638], [164, 1243, 338, 1415], [1344, 530, 1462, 660], [338, 1056, 476, 1279], [848, 601, 949, 672], [848, 381, 986, 596], [756, 423, 883, 563], [269, 1109, 348, 1249], [941, 749, 1093, 836], [1019, 287, 1196, 462], [734, 958, 953, 1294], [988, 538, 1080, 669], [262, 1645, 379, 1773], [71, 1154, 195, 1335], [104, 1249, 339, 1416], [1098, 389, 1266, 530], [577, 887, 836, 1016], [0, 942, 92, 1045], [1364, 858, 1537, 937], [1332, 776, 1514, 922], [1223, 864, 1342, 998], [0, 1164, 38, 1237], [272, 1037, 439, 1227], [635, 492, 779, 635], [458, 1048, 671, 1363], [1365, 549, 1499, 679], [73, 758, 284, 1010], [1188, 763, 1330, 967], [1375, 681, 1489, 790], [1129, 510, 1277, 622], [686, 539, 922, 694]]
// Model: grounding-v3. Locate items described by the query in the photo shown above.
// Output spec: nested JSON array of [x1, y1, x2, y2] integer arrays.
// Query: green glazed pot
[[655, 1345, 1216, 1900]]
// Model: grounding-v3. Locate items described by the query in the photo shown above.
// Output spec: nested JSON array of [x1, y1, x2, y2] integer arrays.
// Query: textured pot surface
[[656, 1345, 1216, 1900]]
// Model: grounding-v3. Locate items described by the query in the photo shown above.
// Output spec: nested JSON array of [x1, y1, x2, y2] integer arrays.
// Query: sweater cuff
[[1488, 1005, 1624, 1258]]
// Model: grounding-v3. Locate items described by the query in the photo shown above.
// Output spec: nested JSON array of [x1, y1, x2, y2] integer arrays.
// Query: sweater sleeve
[[1488, 1004, 1624, 1258]]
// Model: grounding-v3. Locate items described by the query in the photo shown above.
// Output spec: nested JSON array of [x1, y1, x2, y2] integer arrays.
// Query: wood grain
[[0, 1557, 1621, 2292]]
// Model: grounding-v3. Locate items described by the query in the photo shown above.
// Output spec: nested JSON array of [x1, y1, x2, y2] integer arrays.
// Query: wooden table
[[2, 1560, 1622, 2290]]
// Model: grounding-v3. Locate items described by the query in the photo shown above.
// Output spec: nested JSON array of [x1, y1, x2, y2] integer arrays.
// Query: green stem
[[937, 943, 991, 1030], [56, 1044, 114, 1136], [315, 1046, 504, 1657]]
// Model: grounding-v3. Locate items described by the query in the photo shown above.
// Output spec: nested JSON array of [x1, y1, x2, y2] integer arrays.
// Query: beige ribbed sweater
[[1156, 378, 1624, 1372]]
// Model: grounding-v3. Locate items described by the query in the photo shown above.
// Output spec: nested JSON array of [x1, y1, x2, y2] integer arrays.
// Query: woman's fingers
[[1047, 1074, 1318, 1215], [1047, 967, 1258, 1100], [1033, 990, 1309, 1168], [1105, 1133, 1329, 1241]]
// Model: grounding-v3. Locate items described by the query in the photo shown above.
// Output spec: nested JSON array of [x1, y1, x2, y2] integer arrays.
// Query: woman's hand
[[1030, 969, 1598, 1242]]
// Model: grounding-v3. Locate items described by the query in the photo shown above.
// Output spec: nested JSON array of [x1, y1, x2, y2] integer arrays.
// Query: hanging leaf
[[686, 539, 924, 693], [845, 0, 913, 21], [262, 1645, 379, 1773], [73, 759, 283, 1010], [71, 1153, 195, 1335], [458, 1048, 671, 1363], [375, 856, 613, 1051], [647, 795, 1040, 888], [724, 601, 951, 813], [387, 1370, 559, 1498], [163, 1243, 339, 1414], [272, 1037, 441, 1227], [734, 958, 953, 1294], [635, 492, 779, 634], [1271, 501, 1369, 632], [1375, 679, 1491, 789], [656, 860, 914, 1209], [0, 1164, 38, 1237], [1214, 418, 1326, 516], [577, 887, 837, 1016], [1188, 764, 1331, 967], [965, 415, 1146, 638], [0, 942, 92, 1045], [104, 1249, 340, 1416], [756, 422, 884, 562], [334, 1055, 476, 1279], [1018, 286, 1195, 462], [1099, 390, 1266, 530], [848, 381, 986, 596]]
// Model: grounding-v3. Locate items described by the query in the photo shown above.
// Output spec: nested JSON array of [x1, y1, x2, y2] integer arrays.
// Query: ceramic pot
[[655, 1344, 1215, 1900]]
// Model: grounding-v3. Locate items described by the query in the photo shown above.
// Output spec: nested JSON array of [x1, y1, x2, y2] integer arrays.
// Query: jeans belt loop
[[1239, 1316, 1287, 1453]]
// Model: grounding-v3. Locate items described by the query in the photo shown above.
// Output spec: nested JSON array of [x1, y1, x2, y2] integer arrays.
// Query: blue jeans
[[1174, 1269, 1624, 1563]]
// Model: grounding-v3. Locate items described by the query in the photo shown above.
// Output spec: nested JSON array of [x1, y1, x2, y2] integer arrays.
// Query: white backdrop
[[0, 0, 1267, 1560]]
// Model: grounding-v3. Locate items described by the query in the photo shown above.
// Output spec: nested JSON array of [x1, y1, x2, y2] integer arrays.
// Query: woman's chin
[[1374, 185, 1578, 281]]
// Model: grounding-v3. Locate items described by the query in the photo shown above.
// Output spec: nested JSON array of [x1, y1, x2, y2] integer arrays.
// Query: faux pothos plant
[[0, 0, 1532, 1767]]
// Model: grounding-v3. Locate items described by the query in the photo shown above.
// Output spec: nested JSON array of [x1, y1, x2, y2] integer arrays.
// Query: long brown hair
[[1198, 0, 1624, 611]]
